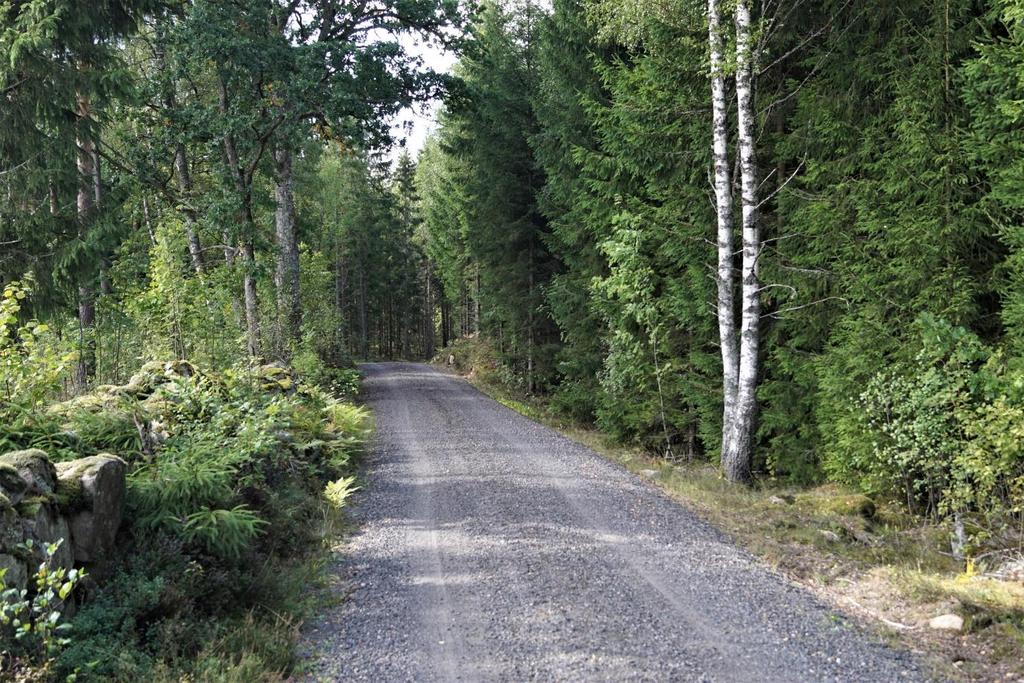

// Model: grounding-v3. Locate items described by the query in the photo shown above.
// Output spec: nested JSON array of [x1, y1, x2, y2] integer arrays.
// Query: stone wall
[[0, 450, 125, 591]]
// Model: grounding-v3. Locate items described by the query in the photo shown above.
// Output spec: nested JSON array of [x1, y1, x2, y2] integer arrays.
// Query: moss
[[0, 449, 56, 494], [795, 491, 876, 520], [0, 449, 48, 469], [15, 495, 52, 518], [53, 475, 86, 513], [0, 462, 27, 496]]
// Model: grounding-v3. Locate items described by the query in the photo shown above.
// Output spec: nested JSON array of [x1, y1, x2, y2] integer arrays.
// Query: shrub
[[853, 315, 1024, 545], [25, 359, 373, 681], [1, 540, 85, 676]]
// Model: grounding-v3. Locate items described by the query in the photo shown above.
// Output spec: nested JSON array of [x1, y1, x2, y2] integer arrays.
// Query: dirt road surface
[[300, 362, 925, 682]]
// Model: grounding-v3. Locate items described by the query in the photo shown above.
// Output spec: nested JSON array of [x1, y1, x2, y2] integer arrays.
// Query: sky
[[387, 36, 459, 161]]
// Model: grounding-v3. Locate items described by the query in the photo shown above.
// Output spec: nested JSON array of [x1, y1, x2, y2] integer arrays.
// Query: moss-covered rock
[[55, 454, 126, 563], [19, 498, 73, 571], [47, 390, 120, 417], [0, 503, 23, 551], [16, 494, 51, 518], [257, 363, 297, 393], [0, 449, 57, 496], [53, 470, 86, 513], [120, 359, 198, 398], [0, 552, 27, 592], [0, 462, 28, 505]]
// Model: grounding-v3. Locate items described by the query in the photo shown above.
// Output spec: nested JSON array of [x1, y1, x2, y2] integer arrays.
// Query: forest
[[416, 0, 1024, 530], [2, 0, 1024, 679]]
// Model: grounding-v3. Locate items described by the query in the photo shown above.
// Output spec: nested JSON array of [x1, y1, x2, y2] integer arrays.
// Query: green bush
[[851, 315, 1024, 540], [1, 540, 85, 675]]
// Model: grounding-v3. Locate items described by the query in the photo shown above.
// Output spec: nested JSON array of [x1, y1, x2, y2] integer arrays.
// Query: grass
[[434, 337, 1024, 682]]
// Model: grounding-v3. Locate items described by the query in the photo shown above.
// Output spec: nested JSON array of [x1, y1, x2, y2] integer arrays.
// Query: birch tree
[[707, 0, 739, 467], [721, 0, 761, 484], [708, 0, 760, 483]]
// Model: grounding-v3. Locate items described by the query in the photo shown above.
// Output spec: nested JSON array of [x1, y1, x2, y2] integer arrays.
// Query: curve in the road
[[300, 362, 927, 682]]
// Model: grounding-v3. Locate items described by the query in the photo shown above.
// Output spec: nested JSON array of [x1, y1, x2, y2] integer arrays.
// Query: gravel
[[299, 362, 928, 682]]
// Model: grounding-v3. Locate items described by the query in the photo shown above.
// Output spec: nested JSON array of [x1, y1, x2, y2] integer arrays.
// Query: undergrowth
[[1, 359, 370, 682]]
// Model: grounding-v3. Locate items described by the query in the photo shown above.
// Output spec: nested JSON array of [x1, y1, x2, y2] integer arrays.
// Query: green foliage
[[0, 280, 75, 410], [855, 317, 1024, 537], [0, 358, 374, 681], [417, 0, 1024, 543], [1, 540, 85, 672], [324, 476, 359, 510]]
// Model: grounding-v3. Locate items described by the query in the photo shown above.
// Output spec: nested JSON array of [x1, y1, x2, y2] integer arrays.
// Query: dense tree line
[[4, 0, 1024, 531], [414, 0, 1024, 531], [1, 0, 459, 384]]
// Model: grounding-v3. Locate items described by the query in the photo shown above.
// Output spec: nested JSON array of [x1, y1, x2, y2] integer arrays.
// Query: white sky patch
[[388, 35, 458, 161]]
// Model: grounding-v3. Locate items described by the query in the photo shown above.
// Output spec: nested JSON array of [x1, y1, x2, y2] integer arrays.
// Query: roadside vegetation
[[1, 281, 370, 681], [439, 335, 1024, 682]]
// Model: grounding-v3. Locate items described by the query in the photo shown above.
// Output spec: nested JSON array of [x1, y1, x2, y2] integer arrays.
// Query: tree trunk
[[708, 0, 740, 463], [474, 268, 481, 335], [74, 93, 97, 392], [527, 240, 535, 394], [218, 76, 260, 358], [142, 196, 157, 245], [155, 35, 205, 276], [723, 0, 761, 484], [335, 246, 347, 360], [174, 143, 206, 275], [423, 261, 435, 359], [358, 268, 368, 358], [241, 239, 261, 358], [273, 146, 302, 359], [441, 299, 450, 348]]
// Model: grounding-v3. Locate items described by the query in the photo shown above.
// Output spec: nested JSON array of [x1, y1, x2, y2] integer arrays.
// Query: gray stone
[[56, 455, 126, 563], [19, 501, 73, 571], [0, 553, 27, 592], [928, 614, 964, 631], [819, 529, 842, 543], [0, 449, 57, 496], [0, 501, 24, 551], [0, 463, 28, 506]]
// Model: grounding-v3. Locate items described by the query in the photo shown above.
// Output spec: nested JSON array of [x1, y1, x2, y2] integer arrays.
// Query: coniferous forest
[[3, 0, 1024, 680], [418, 0, 1024, 519]]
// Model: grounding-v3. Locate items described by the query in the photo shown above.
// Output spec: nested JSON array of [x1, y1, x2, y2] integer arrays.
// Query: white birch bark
[[708, 0, 739, 460], [724, 0, 761, 484]]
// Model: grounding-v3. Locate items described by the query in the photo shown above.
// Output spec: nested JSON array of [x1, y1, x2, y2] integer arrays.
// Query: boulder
[[819, 529, 842, 543], [0, 449, 57, 496], [928, 614, 964, 631], [0, 553, 27, 592], [0, 498, 24, 551], [55, 455, 126, 563], [121, 359, 197, 397], [800, 492, 877, 520], [18, 499, 73, 571], [0, 462, 28, 506], [257, 363, 296, 393]]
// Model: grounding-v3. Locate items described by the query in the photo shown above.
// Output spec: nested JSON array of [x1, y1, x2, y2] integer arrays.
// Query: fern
[[324, 476, 360, 510], [182, 505, 266, 561]]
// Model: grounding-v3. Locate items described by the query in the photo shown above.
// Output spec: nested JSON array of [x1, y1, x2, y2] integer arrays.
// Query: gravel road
[[300, 362, 927, 682]]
